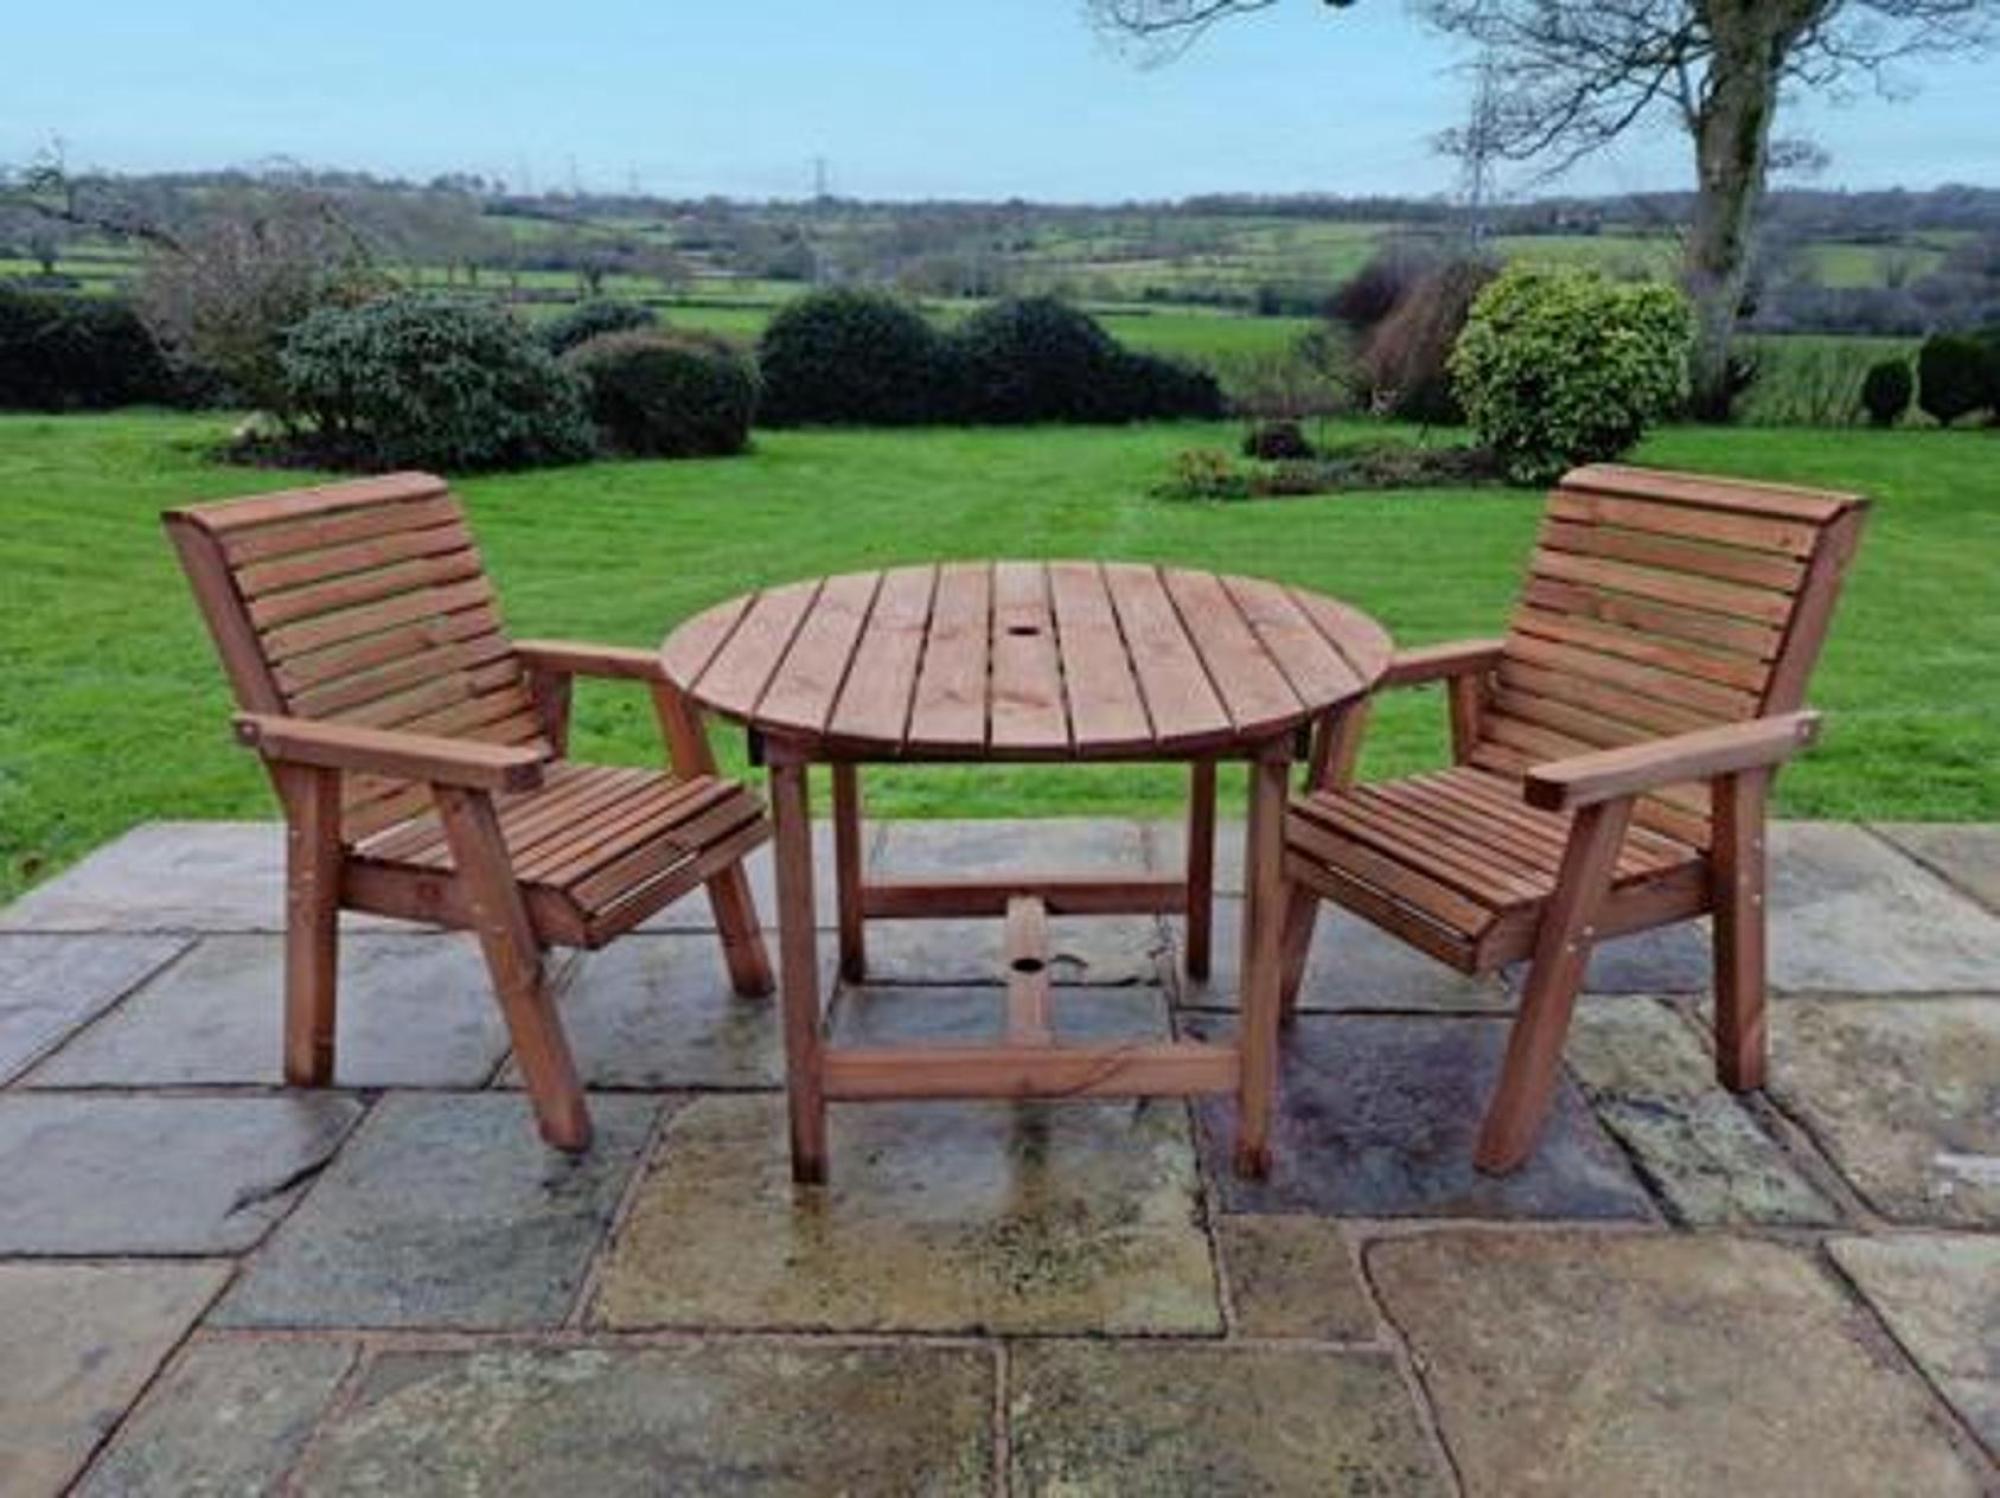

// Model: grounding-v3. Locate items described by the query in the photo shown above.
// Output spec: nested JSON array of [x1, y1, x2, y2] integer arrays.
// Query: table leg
[[1235, 744, 1291, 1178], [770, 758, 828, 1184], [833, 763, 867, 982], [1183, 760, 1216, 981]]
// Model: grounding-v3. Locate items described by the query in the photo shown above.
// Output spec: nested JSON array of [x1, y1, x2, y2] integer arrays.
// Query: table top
[[659, 561, 1391, 761]]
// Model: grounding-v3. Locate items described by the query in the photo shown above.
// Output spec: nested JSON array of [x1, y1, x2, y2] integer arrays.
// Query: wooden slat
[[220, 493, 464, 565], [1161, 568, 1301, 736], [289, 635, 514, 719], [821, 1041, 1236, 1100], [1505, 634, 1757, 720], [261, 577, 498, 662], [236, 520, 476, 597], [906, 563, 992, 753], [1510, 606, 1770, 693], [692, 579, 823, 721], [175, 472, 447, 535], [1548, 488, 1817, 558], [1047, 562, 1152, 753], [1220, 574, 1365, 706], [989, 563, 1071, 753], [1519, 576, 1782, 660], [1101, 564, 1231, 749], [659, 594, 754, 688], [757, 571, 880, 735], [1287, 811, 1495, 938], [828, 566, 935, 747], [273, 604, 507, 694], [1532, 549, 1794, 626], [1564, 464, 1857, 524], [1285, 589, 1395, 686], [1538, 518, 1805, 593], [248, 550, 488, 630]]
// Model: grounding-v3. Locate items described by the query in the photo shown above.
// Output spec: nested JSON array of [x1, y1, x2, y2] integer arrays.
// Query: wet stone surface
[[214, 1092, 658, 1329], [829, 981, 1171, 1048], [1872, 822, 2000, 914], [1008, 1341, 1449, 1496], [1188, 1014, 1655, 1222], [876, 816, 1147, 878], [1172, 895, 1507, 1013], [1370, 1230, 1992, 1498], [295, 1342, 994, 1496], [1507, 922, 1714, 996], [1566, 997, 1840, 1226], [0, 932, 187, 1084], [504, 934, 782, 1090], [27, 934, 518, 1089], [591, 1092, 1220, 1336], [78, 1338, 358, 1498], [1767, 823, 2000, 992], [1216, 1215, 1378, 1341], [0, 1093, 363, 1254], [0, 1261, 231, 1498], [1764, 996, 2000, 1227], [1830, 1234, 2000, 1452], [853, 915, 1169, 987]]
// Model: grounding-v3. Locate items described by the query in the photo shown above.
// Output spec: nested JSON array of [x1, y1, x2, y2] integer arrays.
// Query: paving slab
[[1370, 1230, 1991, 1497], [27, 934, 516, 1088], [592, 1091, 1219, 1335], [78, 1338, 358, 1498], [0, 933, 187, 1084], [853, 914, 1170, 987], [1566, 997, 1840, 1226], [1830, 1234, 2000, 1453], [0, 1093, 363, 1253], [213, 1092, 657, 1329], [829, 981, 1171, 1048], [0, 822, 393, 933], [877, 815, 1147, 877], [0, 1261, 230, 1498], [501, 933, 782, 1090], [1007, 1341, 1448, 1495], [1145, 814, 1248, 896], [1765, 995, 2000, 1226], [1187, 1014, 1655, 1221], [1873, 822, 2000, 913], [1172, 894, 1506, 1013], [1768, 822, 2000, 992], [295, 1343, 993, 1496], [1509, 922, 1715, 996], [1216, 1215, 1378, 1340]]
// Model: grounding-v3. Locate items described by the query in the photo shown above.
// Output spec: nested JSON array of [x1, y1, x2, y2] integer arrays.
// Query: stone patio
[[1, 817, 1995, 1495]]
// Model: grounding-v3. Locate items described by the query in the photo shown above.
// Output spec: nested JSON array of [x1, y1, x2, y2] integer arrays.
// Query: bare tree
[[1091, 0, 1996, 416]]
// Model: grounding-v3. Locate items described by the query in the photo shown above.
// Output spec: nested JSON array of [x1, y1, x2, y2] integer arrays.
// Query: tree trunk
[[1683, 5, 1792, 420]]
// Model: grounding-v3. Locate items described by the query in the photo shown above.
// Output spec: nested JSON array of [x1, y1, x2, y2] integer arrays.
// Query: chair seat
[[1286, 766, 1708, 973], [350, 762, 771, 947]]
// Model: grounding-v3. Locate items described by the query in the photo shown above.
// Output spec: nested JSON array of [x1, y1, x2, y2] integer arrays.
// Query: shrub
[[1327, 246, 1434, 334], [1451, 264, 1692, 485], [0, 289, 180, 410], [279, 295, 595, 471], [1917, 333, 1992, 427], [756, 288, 947, 425], [1858, 358, 1914, 428], [563, 329, 757, 458], [542, 299, 657, 356], [1354, 259, 1496, 424], [1242, 419, 1313, 460], [950, 297, 1222, 423]]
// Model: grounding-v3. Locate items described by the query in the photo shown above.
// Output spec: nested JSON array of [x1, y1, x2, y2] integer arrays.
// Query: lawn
[[1, 412, 1994, 901]]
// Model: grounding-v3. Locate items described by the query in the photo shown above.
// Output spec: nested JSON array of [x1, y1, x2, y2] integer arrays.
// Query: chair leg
[[705, 865, 775, 998], [1712, 769, 1770, 1091], [1475, 798, 1633, 1174], [278, 765, 341, 1087], [433, 784, 591, 1152], [832, 763, 867, 983], [1184, 761, 1216, 981], [1277, 885, 1318, 1024]]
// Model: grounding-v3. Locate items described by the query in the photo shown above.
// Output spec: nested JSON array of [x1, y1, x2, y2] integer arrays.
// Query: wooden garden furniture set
[[167, 463, 1865, 1181]]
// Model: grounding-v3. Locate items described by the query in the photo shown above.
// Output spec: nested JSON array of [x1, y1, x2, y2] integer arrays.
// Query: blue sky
[[6, 1, 1996, 201]]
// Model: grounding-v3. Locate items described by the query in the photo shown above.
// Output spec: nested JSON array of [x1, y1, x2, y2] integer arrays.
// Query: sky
[[5, 1, 1996, 202]]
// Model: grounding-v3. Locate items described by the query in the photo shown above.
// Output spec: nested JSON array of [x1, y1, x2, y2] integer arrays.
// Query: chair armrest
[[513, 639, 667, 683], [233, 714, 546, 793], [1523, 712, 1820, 812], [1379, 638, 1506, 689]]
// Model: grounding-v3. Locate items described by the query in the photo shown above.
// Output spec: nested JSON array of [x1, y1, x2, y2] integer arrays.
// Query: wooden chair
[[165, 472, 774, 1150], [1280, 464, 1867, 1172]]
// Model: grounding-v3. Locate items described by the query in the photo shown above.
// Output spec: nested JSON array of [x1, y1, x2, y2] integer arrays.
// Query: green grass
[[1, 413, 1994, 901]]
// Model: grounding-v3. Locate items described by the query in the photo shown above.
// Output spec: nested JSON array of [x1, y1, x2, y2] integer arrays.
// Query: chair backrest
[[1473, 464, 1868, 847], [164, 472, 546, 839]]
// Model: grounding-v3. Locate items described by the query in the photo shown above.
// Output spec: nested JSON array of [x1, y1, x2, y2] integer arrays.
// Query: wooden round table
[[660, 561, 1391, 1182]]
